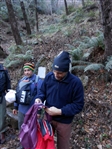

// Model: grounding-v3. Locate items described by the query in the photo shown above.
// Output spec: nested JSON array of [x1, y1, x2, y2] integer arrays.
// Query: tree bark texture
[[34, 0, 39, 32], [64, 0, 69, 15], [20, 1, 31, 35], [51, 0, 58, 13], [82, 0, 85, 7], [99, 0, 112, 57], [5, 0, 22, 45]]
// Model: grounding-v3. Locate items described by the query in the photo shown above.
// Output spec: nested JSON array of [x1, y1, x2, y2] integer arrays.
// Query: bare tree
[[99, 0, 112, 57], [5, 0, 22, 45], [34, 0, 39, 32], [20, 0, 32, 35], [64, 0, 69, 15], [51, 0, 58, 13], [82, 0, 85, 7]]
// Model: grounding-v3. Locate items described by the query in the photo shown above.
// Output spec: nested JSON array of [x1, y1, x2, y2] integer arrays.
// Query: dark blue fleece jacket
[[0, 64, 11, 94], [36, 72, 84, 124]]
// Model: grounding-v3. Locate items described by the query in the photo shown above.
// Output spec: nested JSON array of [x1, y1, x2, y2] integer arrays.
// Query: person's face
[[24, 68, 33, 77], [53, 70, 67, 81]]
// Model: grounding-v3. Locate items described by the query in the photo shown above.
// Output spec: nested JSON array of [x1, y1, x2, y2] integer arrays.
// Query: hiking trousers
[[0, 96, 6, 133], [18, 111, 25, 131], [51, 120, 72, 149]]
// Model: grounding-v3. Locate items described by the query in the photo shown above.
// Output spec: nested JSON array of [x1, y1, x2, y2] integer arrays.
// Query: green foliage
[[79, 28, 87, 36], [85, 0, 95, 6], [84, 63, 104, 72], [61, 7, 85, 23], [0, 3, 8, 20], [67, 30, 105, 72], [80, 31, 104, 50], [67, 5, 76, 14], [41, 24, 60, 34], [70, 47, 83, 60], [105, 144, 111, 148], [70, 30, 104, 61], [13, 4, 24, 20], [71, 65, 86, 71], [105, 56, 112, 72], [87, 11, 96, 18], [8, 45, 24, 54], [100, 133, 109, 141], [67, 3, 99, 24], [72, 60, 91, 65], [4, 45, 33, 68], [73, 8, 85, 23], [63, 30, 72, 37], [61, 14, 68, 23]]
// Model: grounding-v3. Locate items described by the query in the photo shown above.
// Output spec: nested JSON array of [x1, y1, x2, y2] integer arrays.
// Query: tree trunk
[[51, 0, 58, 13], [82, 0, 85, 7], [64, 0, 69, 15], [20, 1, 31, 35], [34, 0, 39, 32], [99, 0, 112, 57], [5, 0, 22, 45]]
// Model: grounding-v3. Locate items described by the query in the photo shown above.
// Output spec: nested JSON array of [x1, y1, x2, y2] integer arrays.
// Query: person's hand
[[45, 106, 62, 116], [35, 98, 42, 103], [13, 109, 18, 115]]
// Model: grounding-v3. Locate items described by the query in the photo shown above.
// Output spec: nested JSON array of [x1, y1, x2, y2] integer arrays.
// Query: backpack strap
[[35, 75, 39, 83], [31, 75, 42, 97], [0, 70, 6, 94], [35, 75, 43, 94]]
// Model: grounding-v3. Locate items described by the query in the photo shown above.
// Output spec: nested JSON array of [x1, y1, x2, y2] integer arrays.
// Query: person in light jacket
[[35, 51, 84, 149], [13, 62, 43, 149]]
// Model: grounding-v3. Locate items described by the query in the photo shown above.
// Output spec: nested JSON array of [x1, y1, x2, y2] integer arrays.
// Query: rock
[[7, 108, 18, 129]]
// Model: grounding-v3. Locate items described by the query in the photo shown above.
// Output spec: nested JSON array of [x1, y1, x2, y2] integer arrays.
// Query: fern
[[71, 61, 91, 71], [76, 31, 104, 50], [82, 51, 92, 60], [71, 65, 86, 71], [4, 50, 33, 68], [65, 44, 75, 50], [70, 48, 83, 60], [105, 56, 112, 71], [72, 60, 91, 65], [8, 45, 26, 54], [89, 35, 104, 49], [84, 63, 104, 72], [66, 30, 105, 73], [6, 60, 22, 68]]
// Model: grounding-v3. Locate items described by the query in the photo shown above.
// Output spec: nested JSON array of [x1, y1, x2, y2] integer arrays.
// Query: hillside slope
[[0, 5, 112, 149]]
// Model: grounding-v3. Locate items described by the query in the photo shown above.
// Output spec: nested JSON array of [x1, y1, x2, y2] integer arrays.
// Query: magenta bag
[[19, 103, 43, 149]]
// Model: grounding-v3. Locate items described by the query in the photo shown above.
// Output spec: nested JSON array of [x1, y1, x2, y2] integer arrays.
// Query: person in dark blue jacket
[[13, 62, 43, 149], [0, 63, 11, 144], [35, 51, 84, 149]]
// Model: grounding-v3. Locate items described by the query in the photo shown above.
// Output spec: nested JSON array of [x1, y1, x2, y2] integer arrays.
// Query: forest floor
[[0, 13, 112, 149]]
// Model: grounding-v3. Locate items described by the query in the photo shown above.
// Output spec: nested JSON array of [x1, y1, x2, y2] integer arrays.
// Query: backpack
[[0, 70, 6, 94], [0, 68, 6, 103], [16, 75, 39, 105], [35, 119, 56, 149]]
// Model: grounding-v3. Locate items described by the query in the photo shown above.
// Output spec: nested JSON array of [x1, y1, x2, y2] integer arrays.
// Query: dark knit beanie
[[23, 63, 35, 71], [53, 51, 71, 72]]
